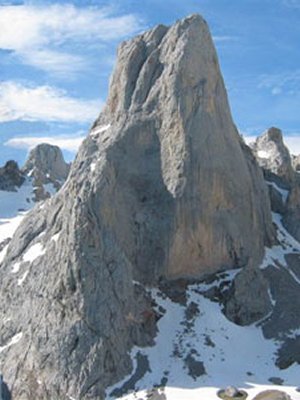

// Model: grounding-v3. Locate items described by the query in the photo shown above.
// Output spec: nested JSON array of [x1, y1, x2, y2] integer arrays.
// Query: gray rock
[[23, 143, 70, 182], [268, 377, 284, 385], [252, 390, 291, 400], [291, 154, 300, 172], [217, 386, 248, 399], [98, 13, 274, 280], [267, 184, 287, 214], [22, 143, 70, 201], [0, 14, 275, 399], [0, 160, 25, 191], [224, 266, 272, 325], [251, 127, 300, 243], [260, 260, 300, 340], [184, 352, 206, 379], [224, 386, 240, 397], [252, 127, 294, 186], [283, 180, 300, 241]]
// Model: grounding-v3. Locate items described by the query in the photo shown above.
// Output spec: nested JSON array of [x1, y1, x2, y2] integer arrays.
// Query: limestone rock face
[[22, 143, 70, 201], [95, 13, 274, 279], [0, 14, 274, 399], [0, 160, 25, 191]]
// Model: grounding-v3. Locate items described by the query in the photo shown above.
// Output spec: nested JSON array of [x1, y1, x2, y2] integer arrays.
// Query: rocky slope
[[0, 13, 299, 400]]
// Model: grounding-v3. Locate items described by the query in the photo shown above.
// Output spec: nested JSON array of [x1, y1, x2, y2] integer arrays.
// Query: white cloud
[[5, 135, 85, 153], [20, 49, 88, 76], [0, 4, 143, 74], [213, 36, 236, 43], [0, 81, 101, 123], [244, 134, 300, 155]]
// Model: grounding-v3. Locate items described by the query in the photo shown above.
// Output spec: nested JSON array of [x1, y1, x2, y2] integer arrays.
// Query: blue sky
[[0, 0, 300, 165]]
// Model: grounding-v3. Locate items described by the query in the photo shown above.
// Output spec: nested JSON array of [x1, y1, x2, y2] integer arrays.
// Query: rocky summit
[[0, 161, 25, 192], [22, 143, 70, 201], [0, 13, 300, 400]]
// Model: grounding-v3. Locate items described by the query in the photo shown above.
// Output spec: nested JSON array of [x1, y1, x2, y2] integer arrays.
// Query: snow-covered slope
[[0, 178, 37, 263], [105, 212, 300, 400]]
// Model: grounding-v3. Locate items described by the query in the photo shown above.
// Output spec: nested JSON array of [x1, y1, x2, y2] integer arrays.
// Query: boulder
[[224, 266, 272, 325], [252, 390, 291, 400]]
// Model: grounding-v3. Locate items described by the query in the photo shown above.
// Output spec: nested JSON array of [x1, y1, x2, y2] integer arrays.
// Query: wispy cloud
[[258, 69, 300, 95], [213, 36, 236, 43], [0, 3, 143, 75], [19, 49, 88, 77], [5, 134, 85, 153], [282, 0, 300, 9], [0, 81, 101, 123]]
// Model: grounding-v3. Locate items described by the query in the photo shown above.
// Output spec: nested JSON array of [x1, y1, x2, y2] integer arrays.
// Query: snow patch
[[17, 270, 29, 286], [0, 214, 27, 244], [90, 162, 96, 172], [51, 232, 60, 243], [23, 242, 46, 263], [43, 182, 56, 196], [0, 245, 8, 264], [257, 150, 271, 159], [261, 212, 300, 271], [268, 288, 276, 306], [266, 180, 289, 203], [0, 332, 23, 354], [0, 177, 34, 219], [108, 284, 300, 400], [90, 123, 111, 137], [11, 261, 21, 274]]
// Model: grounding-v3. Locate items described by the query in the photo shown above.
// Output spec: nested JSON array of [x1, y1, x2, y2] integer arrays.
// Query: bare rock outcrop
[[0, 14, 275, 399]]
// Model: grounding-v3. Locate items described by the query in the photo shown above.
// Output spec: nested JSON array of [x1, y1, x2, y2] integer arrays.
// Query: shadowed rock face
[[0, 161, 25, 191], [0, 14, 274, 399]]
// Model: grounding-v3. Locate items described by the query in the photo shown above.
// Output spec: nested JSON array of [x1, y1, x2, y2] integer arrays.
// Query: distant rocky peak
[[22, 143, 70, 201], [0, 160, 25, 191], [252, 127, 294, 185], [23, 143, 70, 182]]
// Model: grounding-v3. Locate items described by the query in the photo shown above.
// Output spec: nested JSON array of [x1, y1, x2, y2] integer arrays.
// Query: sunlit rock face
[[95, 13, 274, 280]]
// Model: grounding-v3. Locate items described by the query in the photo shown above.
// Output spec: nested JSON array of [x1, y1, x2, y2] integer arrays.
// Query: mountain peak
[[0, 14, 276, 400]]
